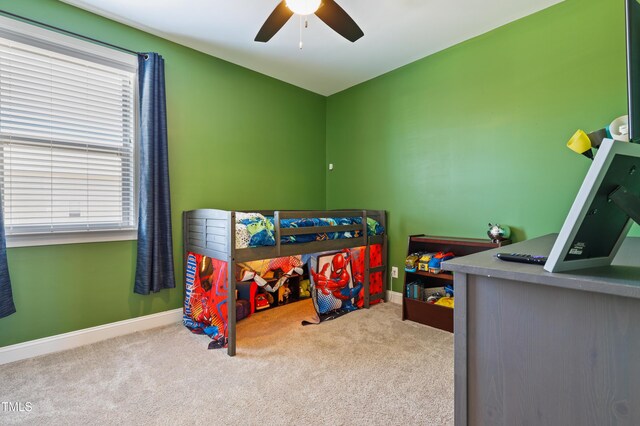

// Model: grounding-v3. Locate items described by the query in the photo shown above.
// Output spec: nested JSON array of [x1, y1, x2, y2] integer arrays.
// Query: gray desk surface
[[442, 233, 640, 300]]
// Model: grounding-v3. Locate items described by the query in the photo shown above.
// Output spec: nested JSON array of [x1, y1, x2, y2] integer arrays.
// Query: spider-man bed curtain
[[183, 253, 229, 349], [305, 245, 383, 324], [181, 245, 383, 348]]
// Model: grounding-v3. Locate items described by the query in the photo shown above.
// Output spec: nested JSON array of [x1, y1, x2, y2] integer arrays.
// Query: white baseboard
[[386, 290, 402, 305], [0, 308, 183, 366]]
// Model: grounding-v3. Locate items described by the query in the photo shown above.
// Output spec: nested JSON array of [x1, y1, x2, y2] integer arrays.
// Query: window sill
[[6, 229, 138, 248]]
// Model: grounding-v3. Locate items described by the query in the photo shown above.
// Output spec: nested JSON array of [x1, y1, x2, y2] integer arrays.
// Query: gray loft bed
[[183, 209, 388, 356]]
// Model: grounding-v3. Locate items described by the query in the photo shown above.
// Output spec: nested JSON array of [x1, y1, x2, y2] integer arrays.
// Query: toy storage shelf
[[407, 270, 454, 281], [402, 235, 510, 332]]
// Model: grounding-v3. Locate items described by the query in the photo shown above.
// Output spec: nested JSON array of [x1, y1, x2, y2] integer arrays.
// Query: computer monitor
[[545, 139, 640, 272], [545, 0, 640, 272]]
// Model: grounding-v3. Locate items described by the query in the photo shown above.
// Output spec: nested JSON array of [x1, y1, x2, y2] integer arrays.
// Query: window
[[0, 16, 138, 247]]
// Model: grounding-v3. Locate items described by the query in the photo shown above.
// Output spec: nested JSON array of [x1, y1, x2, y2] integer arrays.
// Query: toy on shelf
[[428, 252, 455, 274], [405, 253, 421, 272], [418, 253, 435, 272], [424, 285, 454, 308], [434, 297, 454, 308]]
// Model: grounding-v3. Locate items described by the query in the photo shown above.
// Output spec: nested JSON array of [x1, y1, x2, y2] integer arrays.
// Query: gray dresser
[[443, 234, 640, 426]]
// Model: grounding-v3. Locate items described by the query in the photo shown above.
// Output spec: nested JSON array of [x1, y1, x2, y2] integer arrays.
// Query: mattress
[[235, 213, 384, 249]]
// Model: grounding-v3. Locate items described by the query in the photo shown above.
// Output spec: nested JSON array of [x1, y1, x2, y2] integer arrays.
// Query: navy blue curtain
[[0, 206, 14, 318], [134, 53, 175, 295]]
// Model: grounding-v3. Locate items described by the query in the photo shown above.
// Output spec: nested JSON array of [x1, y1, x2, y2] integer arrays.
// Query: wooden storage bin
[[402, 235, 510, 332]]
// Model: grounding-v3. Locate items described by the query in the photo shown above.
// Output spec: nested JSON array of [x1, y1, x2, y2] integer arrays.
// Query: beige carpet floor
[[0, 301, 454, 425]]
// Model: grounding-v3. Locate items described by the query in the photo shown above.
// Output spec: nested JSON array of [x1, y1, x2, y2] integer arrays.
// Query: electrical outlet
[[391, 266, 398, 278]]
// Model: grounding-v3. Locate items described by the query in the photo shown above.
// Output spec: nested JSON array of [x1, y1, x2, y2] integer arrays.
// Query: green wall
[[0, 0, 327, 347], [326, 0, 632, 292]]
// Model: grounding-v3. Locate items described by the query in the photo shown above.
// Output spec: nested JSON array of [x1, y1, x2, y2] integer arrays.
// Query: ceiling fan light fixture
[[285, 0, 321, 16]]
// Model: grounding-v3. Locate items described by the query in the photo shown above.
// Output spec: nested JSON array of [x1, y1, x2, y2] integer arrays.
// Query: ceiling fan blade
[[315, 0, 364, 42], [255, 1, 294, 42]]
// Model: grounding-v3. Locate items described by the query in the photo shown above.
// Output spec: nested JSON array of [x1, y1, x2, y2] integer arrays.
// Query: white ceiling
[[60, 0, 563, 96]]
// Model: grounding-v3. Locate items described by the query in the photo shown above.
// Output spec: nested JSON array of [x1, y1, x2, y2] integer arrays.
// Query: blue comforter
[[237, 215, 384, 248]]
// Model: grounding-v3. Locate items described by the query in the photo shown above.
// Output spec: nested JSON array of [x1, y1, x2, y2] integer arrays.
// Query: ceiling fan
[[255, 0, 364, 43]]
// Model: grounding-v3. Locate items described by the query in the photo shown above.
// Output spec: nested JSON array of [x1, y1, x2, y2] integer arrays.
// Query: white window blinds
[[0, 24, 137, 240]]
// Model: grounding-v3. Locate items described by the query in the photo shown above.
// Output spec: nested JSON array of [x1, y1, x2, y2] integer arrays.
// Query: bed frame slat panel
[[206, 234, 226, 243], [188, 224, 204, 234], [279, 224, 362, 236], [234, 246, 279, 263], [185, 245, 228, 262], [278, 210, 363, 219], [206, 227, 227, 238], [279, 236, 368, 257], [205, 250, 228, 261], [204, 218, 229, 255], [189, 209, 228, 220], [188, 234, 205, 246], [206, 242, 226, 253], [369, 235, 384, 245], [370, 291, 385, 301]]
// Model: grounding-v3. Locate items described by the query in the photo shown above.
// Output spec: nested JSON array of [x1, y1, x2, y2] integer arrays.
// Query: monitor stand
[[609, 185, 640, 225]]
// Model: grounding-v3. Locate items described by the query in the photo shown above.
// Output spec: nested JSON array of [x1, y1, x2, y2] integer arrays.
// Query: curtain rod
[[0, 8, 140, 56]]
